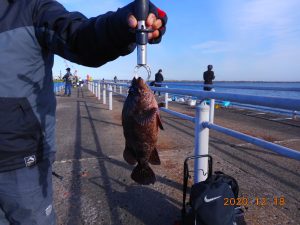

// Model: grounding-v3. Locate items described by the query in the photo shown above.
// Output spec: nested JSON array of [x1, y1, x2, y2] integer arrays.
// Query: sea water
[[162, 81, 300, 99]]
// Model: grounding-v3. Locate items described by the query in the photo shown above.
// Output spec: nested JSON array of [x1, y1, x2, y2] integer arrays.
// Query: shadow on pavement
[[64, 88, 182, 224]]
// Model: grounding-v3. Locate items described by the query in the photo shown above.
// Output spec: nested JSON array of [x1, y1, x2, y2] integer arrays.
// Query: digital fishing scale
[[134, 0, 152, 81]]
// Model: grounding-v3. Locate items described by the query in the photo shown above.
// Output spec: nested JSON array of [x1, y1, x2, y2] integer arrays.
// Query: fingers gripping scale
[[134, 0, 151, 80]]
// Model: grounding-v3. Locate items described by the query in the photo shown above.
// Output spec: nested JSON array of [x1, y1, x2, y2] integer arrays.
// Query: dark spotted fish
[[122, 77, 164, 185]]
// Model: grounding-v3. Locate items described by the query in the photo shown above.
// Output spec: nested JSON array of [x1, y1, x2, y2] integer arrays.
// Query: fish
[[122, 77, 164, 185]]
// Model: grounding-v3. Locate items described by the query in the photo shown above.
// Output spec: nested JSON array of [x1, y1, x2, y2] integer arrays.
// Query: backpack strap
[[214, 171, 239, 199]]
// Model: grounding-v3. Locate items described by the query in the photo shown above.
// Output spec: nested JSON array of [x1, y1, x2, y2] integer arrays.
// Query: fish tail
[[149, 147, 161, 165], [131, 163, 156, 185]]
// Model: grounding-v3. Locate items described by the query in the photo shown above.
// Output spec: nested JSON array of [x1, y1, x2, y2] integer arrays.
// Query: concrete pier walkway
[[53, 86, 300, 225]]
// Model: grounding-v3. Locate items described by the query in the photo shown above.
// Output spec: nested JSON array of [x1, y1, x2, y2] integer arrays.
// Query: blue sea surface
[[163, 81, 300, 99]]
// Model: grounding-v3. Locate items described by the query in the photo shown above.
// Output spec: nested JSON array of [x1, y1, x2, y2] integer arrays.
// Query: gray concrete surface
[[53, 86, 300, 225]]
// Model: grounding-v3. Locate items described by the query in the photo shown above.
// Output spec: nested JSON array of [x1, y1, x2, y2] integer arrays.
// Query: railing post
[[113, 85, 116, 93], [209, 89, 215, 123], [194, 102, 210, 183], [103, 84, 106, 104], [98, 81, 101, 100], [95, 83, 98, 98], [292, 111, 297, 120], [108, 85, 113, 110], [164, 85, 168, 109], [120, 85, 122, 94]]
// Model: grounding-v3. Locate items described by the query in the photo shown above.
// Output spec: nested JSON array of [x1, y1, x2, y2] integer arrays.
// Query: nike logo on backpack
[[204, 195, 222, 203]]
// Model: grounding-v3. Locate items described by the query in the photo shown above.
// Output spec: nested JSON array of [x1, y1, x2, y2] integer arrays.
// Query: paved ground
[[53, 86, 300, 225]]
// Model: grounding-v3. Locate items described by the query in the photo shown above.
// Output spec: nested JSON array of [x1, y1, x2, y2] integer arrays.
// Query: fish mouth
[[132, 77, 146, 87], [130, 77, 149, 95], [136, 77, 145, 86]]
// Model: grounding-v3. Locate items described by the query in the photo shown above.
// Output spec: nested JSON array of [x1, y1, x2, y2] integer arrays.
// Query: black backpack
[[182, 155, 245, 225]]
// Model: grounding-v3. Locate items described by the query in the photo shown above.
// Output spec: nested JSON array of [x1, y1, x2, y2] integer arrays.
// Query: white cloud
[[192, 41, 232, 53], [235, 0, 300, 42], [53, 0, 300, 81], [203, 0, 300, 81]]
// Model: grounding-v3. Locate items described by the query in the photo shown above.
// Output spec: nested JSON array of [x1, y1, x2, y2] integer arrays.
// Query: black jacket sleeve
[[211, 72, 215, 80], [33, 0, 136, 67]]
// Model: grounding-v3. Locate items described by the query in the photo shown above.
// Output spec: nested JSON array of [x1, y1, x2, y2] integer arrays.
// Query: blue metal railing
[[97, 81, 300, 111], [231, 102, 300, 117], [203, 122, 300, 160], [149, 87, 300, 111], [149, 82, 300, 117], [157, 82, 300, 92], [89, 81, 300, 164], [54, 82, 64, 93], [160, 107, 195, 122]]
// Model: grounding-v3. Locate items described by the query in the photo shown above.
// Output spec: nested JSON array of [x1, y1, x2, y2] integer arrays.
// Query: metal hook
[[133, 64, 151, 81], [198, 169, 208, 177]]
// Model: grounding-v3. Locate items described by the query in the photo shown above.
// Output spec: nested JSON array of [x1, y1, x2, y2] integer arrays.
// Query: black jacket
[[155, 72, 164, 83], [63, 72, 73, 84], [0, 0, 136, 172], [203, 71, 215, 84]]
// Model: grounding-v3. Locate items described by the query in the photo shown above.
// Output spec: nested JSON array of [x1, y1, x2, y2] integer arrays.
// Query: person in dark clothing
[[114, 76, 118, 83], [62, 68, 73, 96], [203, 65, 215, 91], [0, 0, 167, 224], [154, 69, 164, 96]]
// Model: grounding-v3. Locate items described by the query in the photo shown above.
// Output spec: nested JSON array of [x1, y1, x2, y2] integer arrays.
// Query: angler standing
[[203, 64, 215, 91], [154, 69, 164, 96], [62, 68, 73, 96]]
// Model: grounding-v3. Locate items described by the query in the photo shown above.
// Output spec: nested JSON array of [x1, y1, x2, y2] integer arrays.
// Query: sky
[[53, 0, 300, 81]]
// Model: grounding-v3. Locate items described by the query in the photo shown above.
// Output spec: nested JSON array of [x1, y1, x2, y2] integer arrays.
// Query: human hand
[[127, 3, 167, 44]]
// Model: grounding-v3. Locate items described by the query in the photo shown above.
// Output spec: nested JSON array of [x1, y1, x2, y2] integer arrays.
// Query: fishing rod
[[133, 0, 152, 81], [64, 59, 78, 77]]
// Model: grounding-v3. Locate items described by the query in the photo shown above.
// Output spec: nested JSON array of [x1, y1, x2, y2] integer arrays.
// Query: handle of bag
[[182, 154, 213, 221]]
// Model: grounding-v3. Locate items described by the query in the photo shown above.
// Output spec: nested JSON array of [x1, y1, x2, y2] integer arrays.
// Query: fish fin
[[131, 163, 156, 185], [149, 147, 161, 165], [135, 108, 157, 126], [157, 114, 164, 130], [131, 77, 137, 85], [123, 146, 137, 165]]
